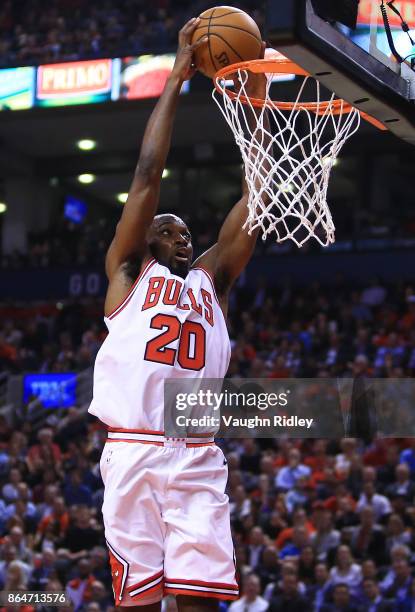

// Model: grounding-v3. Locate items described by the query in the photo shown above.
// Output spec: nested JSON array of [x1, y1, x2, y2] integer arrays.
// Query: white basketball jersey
[[88, 258, 231, 431]]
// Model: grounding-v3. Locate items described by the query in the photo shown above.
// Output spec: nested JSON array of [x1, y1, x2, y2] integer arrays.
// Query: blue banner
[[23, 373, 77, 408], [1, 268, 106, 300], [0, 66, 35, 110]]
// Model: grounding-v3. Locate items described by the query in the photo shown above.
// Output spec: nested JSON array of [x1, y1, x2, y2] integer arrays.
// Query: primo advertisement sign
[[36, 58, 116, 106]]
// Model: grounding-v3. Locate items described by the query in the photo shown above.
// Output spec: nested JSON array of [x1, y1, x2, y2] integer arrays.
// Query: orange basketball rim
[[214, 51, 386, 131]]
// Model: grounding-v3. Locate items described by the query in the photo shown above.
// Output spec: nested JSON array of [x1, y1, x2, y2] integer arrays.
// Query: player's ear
[[146, 224, 155, 241]]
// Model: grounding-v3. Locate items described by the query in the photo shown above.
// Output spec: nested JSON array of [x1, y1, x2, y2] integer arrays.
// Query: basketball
[[191, 6, 262, 78]]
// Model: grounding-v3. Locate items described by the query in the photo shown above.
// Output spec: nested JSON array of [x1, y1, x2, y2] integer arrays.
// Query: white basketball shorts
[[100, 430, 239, 607]]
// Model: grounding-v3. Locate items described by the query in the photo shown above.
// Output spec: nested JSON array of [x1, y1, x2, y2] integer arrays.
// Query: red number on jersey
[[144, 314, 206, 371], [144, 314, 180, 366], [178, 320, 206, 370]]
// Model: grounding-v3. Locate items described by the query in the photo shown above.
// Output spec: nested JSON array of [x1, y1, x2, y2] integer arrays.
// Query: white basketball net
[[213, 68, 361, 247]]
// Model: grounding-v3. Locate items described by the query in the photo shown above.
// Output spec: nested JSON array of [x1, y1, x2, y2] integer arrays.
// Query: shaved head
[[152, 213, 186, 228]]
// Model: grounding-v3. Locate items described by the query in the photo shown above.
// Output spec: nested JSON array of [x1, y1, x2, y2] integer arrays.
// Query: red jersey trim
[[164, 578, 238, 590], [128, 570, 164, 592], [106, 540, 129, 604], [107, 258, 156, 320], [164, 577, 239, 600], [192, 267, 220, 305], [107, 427, 164, 435], [130, 582, 163, 600], [107, 427, 214, 439], [106, 439, 164, 446], [186, 442, 215, 447], [106, 439, 215, 448], [128, 570, 164, 599]]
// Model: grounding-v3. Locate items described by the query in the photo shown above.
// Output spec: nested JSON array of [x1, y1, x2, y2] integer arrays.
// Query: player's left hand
[[171, 18, 208, 82]]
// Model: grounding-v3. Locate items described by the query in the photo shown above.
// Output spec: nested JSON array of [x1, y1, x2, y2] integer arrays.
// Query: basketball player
[[89, 17, 266, 612]]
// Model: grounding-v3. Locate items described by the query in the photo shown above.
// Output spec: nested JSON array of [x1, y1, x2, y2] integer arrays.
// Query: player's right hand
[[233, 41, 267, 100], [171, 18, 208, 82]]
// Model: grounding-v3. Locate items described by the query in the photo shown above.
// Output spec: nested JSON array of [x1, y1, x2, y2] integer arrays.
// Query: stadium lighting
[[78, 173, 95, 184], [117, 193, 128, 204], [162, 168, 170, 179], [278, 183, 294, 193], [77, 139, 96, 151], [323, 157, 339, 166], [0, 202, 6, 214]]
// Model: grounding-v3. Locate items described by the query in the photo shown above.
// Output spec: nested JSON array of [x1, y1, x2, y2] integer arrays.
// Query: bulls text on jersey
[[142, 276, 214, 327]]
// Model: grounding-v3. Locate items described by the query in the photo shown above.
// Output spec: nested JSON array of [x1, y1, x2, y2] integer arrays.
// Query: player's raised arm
[[105, 19, 207, 281], [195, 48, 270, 306]]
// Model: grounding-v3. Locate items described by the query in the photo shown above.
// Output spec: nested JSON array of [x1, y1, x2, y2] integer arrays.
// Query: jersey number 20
[[144, 314, 206, 371]]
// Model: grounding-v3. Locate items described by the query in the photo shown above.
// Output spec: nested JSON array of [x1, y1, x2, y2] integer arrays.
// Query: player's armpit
[[214, 194, 259, 289], [193, 194, 259, 298]]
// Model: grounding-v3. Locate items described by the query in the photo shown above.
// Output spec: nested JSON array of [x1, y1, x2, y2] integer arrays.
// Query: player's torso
[[89, 258, 231, 430]]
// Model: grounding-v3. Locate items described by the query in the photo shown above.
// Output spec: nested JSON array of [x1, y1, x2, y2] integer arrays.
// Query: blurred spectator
[[62, 506, 100, 558], [229, 573, 269, 611], [35, 496, 69, 547], [384, 513, 411, 555], [380, 558, 412, 600], [0, 543, 31, 588], [2, 467, 23, 503], [395, 577, 415, 611], [248, 527, 266, 570], [28, 549, 57, 591], [360, 577, 394, 611], [349, 506, 387, 565], [275, 449, 311, 491], [328, 546, 362, 598], [285, 475, 310, 514], [320, 583, 359, 612], [311, 509, 340, 562], [278, 525, 310, 560], [268, 572, 308, 611], [64, 470, 93, 507], [255, 546, 279, 592], [361, 279, 387, 307], [306, 562, 331, 611], [298, 545, 316, 584], [356, 482, 392, 522], [65, 557, 95, 611], [8, 525, 32, 563], [4, 559, 28, 591], [399, 440, 415, 476], [377, 445, 401, 491], [385, 463, 415, 501], [27, 428, 62, 475]]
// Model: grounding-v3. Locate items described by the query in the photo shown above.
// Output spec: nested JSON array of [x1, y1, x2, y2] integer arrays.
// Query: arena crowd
[[0, 0, 264, 68], [1, 268, 415, 380], [2, 408, 415, 610]]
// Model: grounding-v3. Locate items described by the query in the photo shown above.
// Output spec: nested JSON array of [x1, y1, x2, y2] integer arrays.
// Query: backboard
[[266, 0, 415, 144]]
